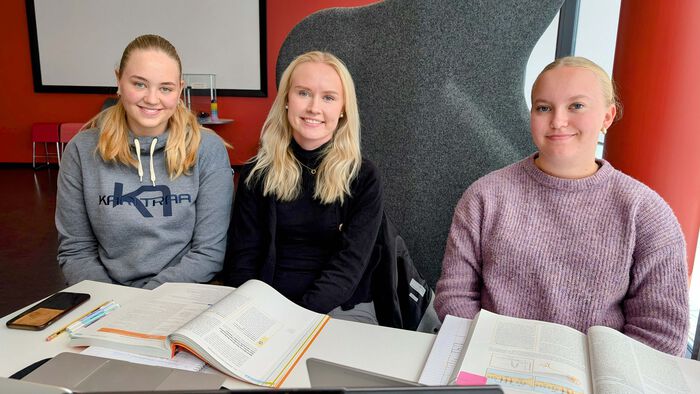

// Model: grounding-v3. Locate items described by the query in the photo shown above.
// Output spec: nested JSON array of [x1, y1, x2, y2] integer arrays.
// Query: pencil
[[45, 300, 112, 342]]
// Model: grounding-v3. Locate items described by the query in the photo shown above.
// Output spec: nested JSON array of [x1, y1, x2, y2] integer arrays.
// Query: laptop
[[20, 352, 224, 392], [0, 377, 72, 394], [306, 358, 503, 393]]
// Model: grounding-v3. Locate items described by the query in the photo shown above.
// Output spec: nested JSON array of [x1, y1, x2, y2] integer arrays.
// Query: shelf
[[198, 118, 234, 126]]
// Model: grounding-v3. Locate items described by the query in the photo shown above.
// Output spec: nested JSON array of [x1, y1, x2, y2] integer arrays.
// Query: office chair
[[276, 0, 564, 286], [31, 122, 61, 170]]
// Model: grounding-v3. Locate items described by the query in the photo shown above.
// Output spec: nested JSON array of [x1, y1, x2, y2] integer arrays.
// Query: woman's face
[[117, 49, 182, 137], [530, 66, 616, 169], [286, 61, 345, 150]]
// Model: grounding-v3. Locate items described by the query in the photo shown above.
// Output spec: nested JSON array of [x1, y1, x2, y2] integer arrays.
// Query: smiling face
[[117, 49, 182, 137], [530, 66, 616, 177], [286, 61, 345, 150]]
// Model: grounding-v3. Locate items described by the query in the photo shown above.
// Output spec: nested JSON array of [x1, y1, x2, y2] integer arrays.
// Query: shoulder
[[67, 127, 100, 150], [62, 128, 100, 162], [601, 165, 684, 250], [605, 167, 674, 215], [353, 158, 383, 191], [198, 129, 228, 153], [358, 158, 381, 180], [196, 129, 231, 167]]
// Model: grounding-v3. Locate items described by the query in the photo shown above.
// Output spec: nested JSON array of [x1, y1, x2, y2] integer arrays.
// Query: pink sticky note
[[456, 371, 487, 386]]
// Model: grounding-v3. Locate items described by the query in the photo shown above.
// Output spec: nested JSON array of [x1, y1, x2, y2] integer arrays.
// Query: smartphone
[[6, 292, 90, 331]]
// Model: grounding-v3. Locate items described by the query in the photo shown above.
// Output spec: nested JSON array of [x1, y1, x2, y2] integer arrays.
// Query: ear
[[179, 79, 185, 96], [603, 104, 616, 129]]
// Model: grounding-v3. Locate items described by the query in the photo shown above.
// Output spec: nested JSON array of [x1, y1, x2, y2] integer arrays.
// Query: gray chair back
[[277, 0, 563, 285]]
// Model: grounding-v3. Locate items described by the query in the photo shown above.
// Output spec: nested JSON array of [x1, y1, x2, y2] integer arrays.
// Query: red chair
[[31, 122, 60, 169], [59, 122, 85, 155]]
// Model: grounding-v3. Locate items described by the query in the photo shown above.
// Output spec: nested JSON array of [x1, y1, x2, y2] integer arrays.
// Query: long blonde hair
[[87, 34, 202, 179], [247, 51, 362, 204]]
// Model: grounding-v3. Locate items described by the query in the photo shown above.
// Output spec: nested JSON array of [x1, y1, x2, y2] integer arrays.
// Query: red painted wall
[[605, 0, 700, 276], [0, 0, 376, 165]]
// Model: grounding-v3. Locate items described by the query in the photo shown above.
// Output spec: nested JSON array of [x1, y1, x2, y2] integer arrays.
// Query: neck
[[534, 155, 599, 179]]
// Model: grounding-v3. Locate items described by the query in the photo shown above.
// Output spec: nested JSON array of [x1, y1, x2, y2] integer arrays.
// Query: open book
[[69, 280, 329, 388], [422, 310, 700, 393]]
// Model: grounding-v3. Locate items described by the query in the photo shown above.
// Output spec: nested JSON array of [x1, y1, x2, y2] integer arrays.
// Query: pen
[[66, 301, 114, 332], [45, 300, 113, 342], [68, 303, 119, 332]]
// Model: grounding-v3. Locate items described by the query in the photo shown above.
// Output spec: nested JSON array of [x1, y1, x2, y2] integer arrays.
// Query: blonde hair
[[534, 56, 622, 120], [246, 51, 362, 205], [87, 34, 202, 179]]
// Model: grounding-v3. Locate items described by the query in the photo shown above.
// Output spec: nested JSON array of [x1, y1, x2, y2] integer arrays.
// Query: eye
[[322, 95, 336, 102], [298, 90, 310, 97], [133, 81, 146, 89], [535, 105, 550, 113], [570, 103, 585, 110], [160, 86, 174, 93]]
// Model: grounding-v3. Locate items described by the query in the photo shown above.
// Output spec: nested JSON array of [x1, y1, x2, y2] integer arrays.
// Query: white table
[[0, 280, 436, 389]]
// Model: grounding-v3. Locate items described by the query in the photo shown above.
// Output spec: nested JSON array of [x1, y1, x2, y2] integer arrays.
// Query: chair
[[276, 0, 563, 286], [59, 122, 84, 155], [31, 122, 60, 169]]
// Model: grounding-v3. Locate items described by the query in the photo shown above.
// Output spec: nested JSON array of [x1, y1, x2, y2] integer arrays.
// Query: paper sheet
[[81, 346, 206, 372], [418, 315, 471, 385]]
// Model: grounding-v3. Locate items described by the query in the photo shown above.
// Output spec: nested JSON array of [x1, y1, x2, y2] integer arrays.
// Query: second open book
[[420, 310, 700, 393], [68, 280, 329, 388]]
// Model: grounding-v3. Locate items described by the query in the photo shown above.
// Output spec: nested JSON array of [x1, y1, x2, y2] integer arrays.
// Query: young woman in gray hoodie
[[56, 35, 233, 289]]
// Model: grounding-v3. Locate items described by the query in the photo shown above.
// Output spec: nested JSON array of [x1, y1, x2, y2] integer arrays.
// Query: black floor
[[0, 166, 67, 317]]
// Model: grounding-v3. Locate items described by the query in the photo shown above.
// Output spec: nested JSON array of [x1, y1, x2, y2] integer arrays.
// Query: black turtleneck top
[[225, 139, 384, 313]]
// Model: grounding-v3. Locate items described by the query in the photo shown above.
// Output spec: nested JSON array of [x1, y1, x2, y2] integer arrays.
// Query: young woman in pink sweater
[[435, 57, 689, 356]]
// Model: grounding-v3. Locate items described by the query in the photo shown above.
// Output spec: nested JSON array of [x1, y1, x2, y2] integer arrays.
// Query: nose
[[550, 109, 568, 129], [306, 96, 321, 113], [144, 88, 159, 105]]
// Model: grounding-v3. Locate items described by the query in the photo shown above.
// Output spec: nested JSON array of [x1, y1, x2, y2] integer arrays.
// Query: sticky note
[[456, 371, 487, 386]]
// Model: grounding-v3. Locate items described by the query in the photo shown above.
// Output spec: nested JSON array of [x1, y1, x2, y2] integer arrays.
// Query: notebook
[[21, 352, 225, 392], [306, 358, 504, 393]]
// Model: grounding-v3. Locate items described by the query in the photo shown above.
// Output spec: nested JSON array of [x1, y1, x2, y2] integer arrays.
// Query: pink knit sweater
[[435, 154, 689, 356]]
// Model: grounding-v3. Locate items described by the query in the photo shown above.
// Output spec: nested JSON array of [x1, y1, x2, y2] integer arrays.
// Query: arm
[[56, 142, 115, 285], [623, 196, 689, 356], [224, 163, 268, 287], [434, 187, 484, 321], [299, 161, 384, 313], [144, 137, 233, 289]]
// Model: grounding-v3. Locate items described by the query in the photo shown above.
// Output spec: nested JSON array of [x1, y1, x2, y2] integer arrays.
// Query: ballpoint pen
[[45, 300, 113, 342]]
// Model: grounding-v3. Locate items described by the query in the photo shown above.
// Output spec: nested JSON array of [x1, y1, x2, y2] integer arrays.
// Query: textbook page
[[419, 315, 472, 385], [456, 310, 592, 394], [588, 326, 700, 394], [170, 279, 330, 388], [70, 283, 233, 357]]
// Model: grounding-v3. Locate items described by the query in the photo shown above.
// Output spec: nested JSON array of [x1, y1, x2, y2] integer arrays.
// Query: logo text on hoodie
[[98, 183, 192, 217]]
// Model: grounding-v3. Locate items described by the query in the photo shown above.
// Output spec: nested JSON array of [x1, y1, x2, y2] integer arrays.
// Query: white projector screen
[[26, 0, 267, 97]]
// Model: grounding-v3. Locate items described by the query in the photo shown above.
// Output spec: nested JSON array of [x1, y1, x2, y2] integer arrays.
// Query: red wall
[[605, 0, 700, 275], [0, 0, 376, 165]]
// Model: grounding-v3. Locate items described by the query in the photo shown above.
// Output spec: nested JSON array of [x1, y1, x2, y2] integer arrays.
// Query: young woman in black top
[[226, 51, 383, 324]]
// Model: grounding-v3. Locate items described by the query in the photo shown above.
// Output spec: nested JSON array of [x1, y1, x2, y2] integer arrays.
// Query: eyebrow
[[569, 94, 592, 101], [293, 85, 340, 95], [532, 94, 592, 103], [129, 75, 177, 86]]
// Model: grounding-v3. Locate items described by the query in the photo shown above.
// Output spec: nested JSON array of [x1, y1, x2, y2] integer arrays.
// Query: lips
[[139, 106, 163, 116], [302, 117, 323, 125], [546, 134, 575, 141]]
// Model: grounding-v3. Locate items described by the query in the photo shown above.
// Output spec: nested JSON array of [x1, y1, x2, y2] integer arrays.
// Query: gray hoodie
[[56, 128, 233, 289]]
